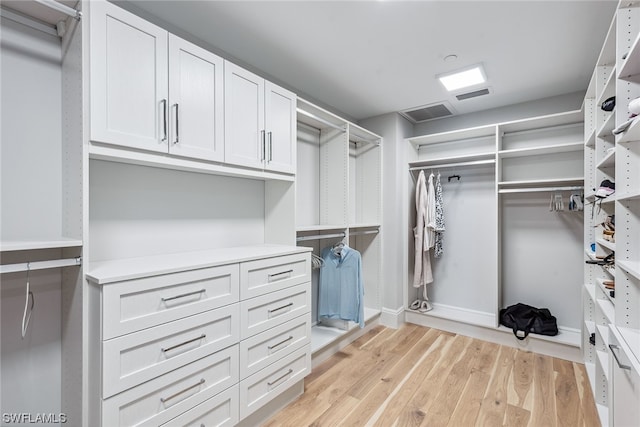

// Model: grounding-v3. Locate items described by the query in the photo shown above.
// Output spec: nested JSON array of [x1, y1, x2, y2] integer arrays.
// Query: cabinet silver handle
[[161, 334, 206, 353], [161, 99, 168, 142], [261, 130, 266, 161], [160, 378, 205, 403], [268, 302, 293, 314], [609, 344, 632, 370], [161, 289, 205, 303], [267, 369, 293, 386], [268, 335, 293, 351], [268, 269, 293, 281], [268, 131, 273, 161], [173, 103, 179, 144]]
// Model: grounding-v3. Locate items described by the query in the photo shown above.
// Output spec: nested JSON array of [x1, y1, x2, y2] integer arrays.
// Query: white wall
[[89, 160, 266, 261]]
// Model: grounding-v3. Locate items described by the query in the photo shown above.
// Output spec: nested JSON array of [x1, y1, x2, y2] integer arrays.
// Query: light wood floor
[[264, 324, 600, 427]]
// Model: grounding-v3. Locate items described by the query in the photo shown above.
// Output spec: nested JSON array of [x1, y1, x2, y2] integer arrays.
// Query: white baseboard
[[379, 306, 405, 329]]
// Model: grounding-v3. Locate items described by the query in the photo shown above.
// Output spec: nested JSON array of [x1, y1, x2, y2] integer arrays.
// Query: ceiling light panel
[[438, 65, 486, 92]]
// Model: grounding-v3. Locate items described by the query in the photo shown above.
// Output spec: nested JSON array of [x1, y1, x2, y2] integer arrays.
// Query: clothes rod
[[409, 159, 495, 171], [34, 0, 82, 20], [296, 232, 346, 242], [0, 257, 82, 274], [499, 186, 584, 194], [296, 108, 346, 132]]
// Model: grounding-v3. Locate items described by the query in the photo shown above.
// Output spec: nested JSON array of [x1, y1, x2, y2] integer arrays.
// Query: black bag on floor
[[499, 303, 558, 340]]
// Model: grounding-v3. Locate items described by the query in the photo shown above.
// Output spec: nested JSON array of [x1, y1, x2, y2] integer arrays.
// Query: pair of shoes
[[418, 300, 432, 313], [409, 300, 421, 310]]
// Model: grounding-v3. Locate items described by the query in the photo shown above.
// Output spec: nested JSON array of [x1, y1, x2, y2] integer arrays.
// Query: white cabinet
[[609, 328, 640, 427], [225, 61, 296, 174], [90, 0, 169, 152], [90, 1, 224, 161]]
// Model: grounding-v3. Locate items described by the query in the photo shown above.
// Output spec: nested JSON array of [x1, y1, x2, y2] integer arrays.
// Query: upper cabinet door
[[90, 1, 168, 152], [224, 61, 265, 170], [265, 82, 296, 174], [168, 35, 224, 162]]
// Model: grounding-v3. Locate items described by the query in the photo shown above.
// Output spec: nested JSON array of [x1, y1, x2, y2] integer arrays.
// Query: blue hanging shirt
[[318, 244, 365, 328]]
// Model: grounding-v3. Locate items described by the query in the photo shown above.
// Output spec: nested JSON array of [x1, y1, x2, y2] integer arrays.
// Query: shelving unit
[[406, 109, 584, 359], [583, 3, 640, 425], [295, 98, 383, 358]]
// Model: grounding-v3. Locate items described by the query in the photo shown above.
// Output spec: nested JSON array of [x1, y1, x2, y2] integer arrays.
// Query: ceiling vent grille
[[400, 101, 455, 123], [455, 87, 491, 101]]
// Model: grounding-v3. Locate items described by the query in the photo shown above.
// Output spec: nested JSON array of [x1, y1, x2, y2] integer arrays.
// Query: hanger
[[311, 253, 325, 269], [447, 174, 461, 182], [332, 240, 345, 256], [21, 263, 35, 339]]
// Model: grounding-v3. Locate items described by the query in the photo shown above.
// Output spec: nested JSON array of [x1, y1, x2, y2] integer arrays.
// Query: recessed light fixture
[[443, 54, 458, 62], [437, 64, 487, 92]]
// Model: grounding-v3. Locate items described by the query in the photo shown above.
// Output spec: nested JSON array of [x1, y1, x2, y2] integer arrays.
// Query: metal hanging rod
[[296, 232, 345, 242], [296, 108, 346, 132], [409, 159, 495, 171], [0, 257, 82, 274], [34, 0, 82, 20], [499, 186, 584, 194], [349, 229, 379, 237]]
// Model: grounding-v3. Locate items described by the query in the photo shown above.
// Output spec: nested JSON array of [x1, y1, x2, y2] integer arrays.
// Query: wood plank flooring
[[264, 324, 600, 427]]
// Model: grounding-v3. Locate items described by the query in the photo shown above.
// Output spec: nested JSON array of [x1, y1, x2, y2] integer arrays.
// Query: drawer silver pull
[[268, 269, 293, 281], [609, 344, 632, 370], [160, 378, 205, 403], [161, 289, 206, 303], [162, 334, 206, 353], [268, 302, 293, 314], [267, 369, 293, 386], [268, 335, 293, 351]]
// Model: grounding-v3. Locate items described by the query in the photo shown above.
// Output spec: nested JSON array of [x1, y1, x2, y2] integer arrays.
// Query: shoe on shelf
[[409, 299, 421, 310], [595, 180, 615, 198], [418, 300, 433, 313]]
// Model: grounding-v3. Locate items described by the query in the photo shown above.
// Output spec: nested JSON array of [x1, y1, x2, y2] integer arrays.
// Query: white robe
[[413, 170, 434, 288]]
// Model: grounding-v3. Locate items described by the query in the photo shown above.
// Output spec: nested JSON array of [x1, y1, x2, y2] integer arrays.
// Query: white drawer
[[239, 346, 311, 420], [240, 283, 311, 339], [240, 253, 310, 299], [103, 304, 239, 398], [103, 345, 239, 427], [240, 314, 311, 379], [160, 385, 239, 427], [103, 264, 239, 339]]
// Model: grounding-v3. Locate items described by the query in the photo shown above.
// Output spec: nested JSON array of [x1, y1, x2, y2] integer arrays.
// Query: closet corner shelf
[[596, 238, 616, 252], [596, 113, 616, 139], [616, 117, 640, 143], [89, 144, 295, 182], [0, 238, 83, 252], [618, 259, 640, 281], [596, 150, 616, 169], [497, 141, 583, 159]]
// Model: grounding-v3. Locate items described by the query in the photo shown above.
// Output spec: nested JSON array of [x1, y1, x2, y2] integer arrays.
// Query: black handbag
[[499, 303, 558, 340]]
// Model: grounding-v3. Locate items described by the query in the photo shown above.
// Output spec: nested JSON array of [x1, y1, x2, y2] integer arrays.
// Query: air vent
[[455, 88, 491, 101], [400, 101, 455, 123]]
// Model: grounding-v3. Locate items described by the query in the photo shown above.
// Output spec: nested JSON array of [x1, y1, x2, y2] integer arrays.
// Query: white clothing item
[[413, 170, 434, 288]]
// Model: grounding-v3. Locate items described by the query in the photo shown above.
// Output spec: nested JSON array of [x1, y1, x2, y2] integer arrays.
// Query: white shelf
[[89, 144, 295, 182], [586, 283, 597, 302], [348, 223, 381, 230], [596, 238, 616, 251], [596, 149, 616, 169], [617, 117, 640, 143], [349, 123, 382, 145], [408, 152, 495, 169], [296, 225, 347, 233], [297, 98, 347, 132], [496, 325, 581, 347], [596, 69, 616, 107], [597, 324, 610, 347], [585, 128, 597, 148], [596, 112, 616, 139], [597, 298, 615, 324], [311, 307, 380, 353], [499, 110, 583, 134], [618, 259, 640, 281], [498, 141, 583, 159], [617, 189, 640, 201], [498, 177, 584, 187], [597, 278, 615, 304], [615, 326, 640, 367], [585, 320, 596, 335], [406, 303, 496, 328], [619, 30, 640, 82], [596, 350, 610, 382], [596, 404, 609, 427], [0, 238, 83, 252], [408, 124, 496, 147]]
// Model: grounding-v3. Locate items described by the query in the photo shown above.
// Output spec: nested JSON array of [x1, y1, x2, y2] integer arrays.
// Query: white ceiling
[[10, 0, 620, 121]]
